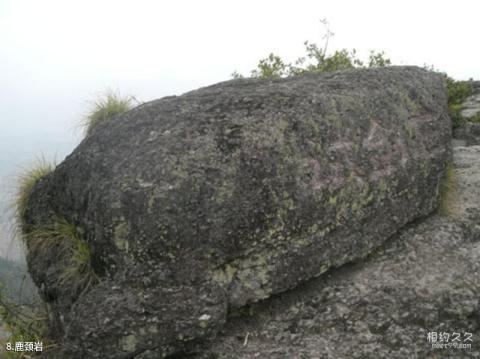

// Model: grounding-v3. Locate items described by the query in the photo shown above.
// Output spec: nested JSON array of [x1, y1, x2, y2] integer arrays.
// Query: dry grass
[[15, 160, 54, 228], [26, 217, 98, 296], [7, 165, 97, 357], [82, 90, 135, 136], [438, 163, 456, 216]]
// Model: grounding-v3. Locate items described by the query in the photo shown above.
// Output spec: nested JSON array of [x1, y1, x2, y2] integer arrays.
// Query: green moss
[[83, 90, 135, 136], [364, 243, 386, 262], [114, 222, 130, 252], [470, 113, 480, 123], [211, 253, 273, 301], [120, 334, 137, 352], [438, 163, 456, 216], [211, 264, 237, 287]]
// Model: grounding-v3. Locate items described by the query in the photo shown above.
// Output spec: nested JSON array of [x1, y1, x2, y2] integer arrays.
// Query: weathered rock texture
[[454, 81, 480, 146], [453, 121, 480, 147], [194, 145, 480, 359], [460, 81, 480, 119], [23, 66, 450, 358]]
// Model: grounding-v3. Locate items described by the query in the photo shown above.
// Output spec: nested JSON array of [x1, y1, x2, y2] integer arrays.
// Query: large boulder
[[195, 145, 480, 359], [23, 66, 450, 358]]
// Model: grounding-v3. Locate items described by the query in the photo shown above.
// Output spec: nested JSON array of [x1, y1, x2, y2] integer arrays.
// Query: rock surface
[[193, 145, 480, 359], [23, 66, 450, 358], [453, 122, 480, 147], [454, 81, 480, 146], [460, 81, 480, 119]]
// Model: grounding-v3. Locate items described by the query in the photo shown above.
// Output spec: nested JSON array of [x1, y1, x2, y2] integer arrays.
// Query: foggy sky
[[1, 0, 479, 153]]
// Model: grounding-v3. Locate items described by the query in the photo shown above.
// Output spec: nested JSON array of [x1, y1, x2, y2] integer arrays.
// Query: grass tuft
[[438, 163, 456, 216], [15, 161, 55, 228], [58, 232, 98, 295], [26, 217, 98, 297], [83, 90, 135, 136]]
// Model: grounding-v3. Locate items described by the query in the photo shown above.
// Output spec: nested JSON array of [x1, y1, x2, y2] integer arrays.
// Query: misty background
[[1, 0, 480, 262]]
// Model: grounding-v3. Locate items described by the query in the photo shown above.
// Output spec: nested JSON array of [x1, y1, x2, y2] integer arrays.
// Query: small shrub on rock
[[441, 74, 473, 128]]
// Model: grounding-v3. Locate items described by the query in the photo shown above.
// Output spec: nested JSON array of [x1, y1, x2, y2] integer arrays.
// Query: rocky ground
[[191, 145, 480, 358]]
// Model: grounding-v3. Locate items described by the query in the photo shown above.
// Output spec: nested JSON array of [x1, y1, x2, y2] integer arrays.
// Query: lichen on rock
[[194, 146, 480, 359], [22, 66, 451, 358]]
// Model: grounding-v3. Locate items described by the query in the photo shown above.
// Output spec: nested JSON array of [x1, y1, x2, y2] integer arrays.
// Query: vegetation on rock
[[233, 20, 390, 79], [0, 285, 51, 358], [0, 161, 58, 357], [234, 20, 475, 132], [441, 75, 474, 128], [83, 91, 135, 136], [438, 162, 457, 216], [15, 161, 54, 229], [25, 216, 98, 296], [4, 162, 98, 357], [470, 114, 480, 123]]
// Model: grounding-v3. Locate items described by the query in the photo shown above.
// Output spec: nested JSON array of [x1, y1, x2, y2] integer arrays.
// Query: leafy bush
[[235, 44, 391, 80], [235, 19, 477, 131], [232, 20, 391, 79], [249, 53, 289, 79], [448, 103, 466, 129], [83, 91, 135, 136], [235, 27, 472, 131], [441, 74, 473, 128]]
